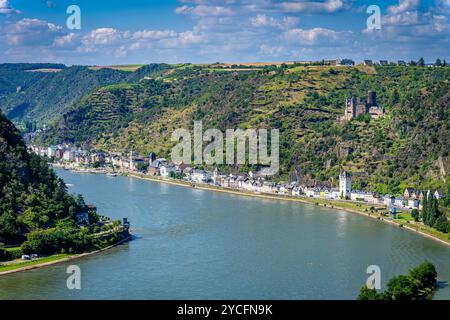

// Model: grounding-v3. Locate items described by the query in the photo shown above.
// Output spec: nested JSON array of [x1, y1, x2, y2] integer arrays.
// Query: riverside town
[[28, 138, 449, 245], [1, 0, 450, 308]]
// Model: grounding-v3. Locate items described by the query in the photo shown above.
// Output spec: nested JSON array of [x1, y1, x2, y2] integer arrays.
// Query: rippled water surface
[[0, 169, 449, 300]]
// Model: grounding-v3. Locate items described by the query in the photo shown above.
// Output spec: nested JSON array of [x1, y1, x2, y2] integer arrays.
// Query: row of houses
[[30, 145, 445, 210]]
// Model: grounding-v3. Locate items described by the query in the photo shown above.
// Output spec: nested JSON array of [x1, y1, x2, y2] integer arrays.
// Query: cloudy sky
[[0, 0, 449, 65]]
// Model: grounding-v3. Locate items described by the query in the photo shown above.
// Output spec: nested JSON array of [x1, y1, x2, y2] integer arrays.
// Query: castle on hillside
[[341, 91, 385, 121]]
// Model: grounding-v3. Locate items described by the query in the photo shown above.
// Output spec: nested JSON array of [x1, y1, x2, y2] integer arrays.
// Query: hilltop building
[[337, 59, 355, 66], [342, 91, 385, 121], [339, 171, 352, 199]]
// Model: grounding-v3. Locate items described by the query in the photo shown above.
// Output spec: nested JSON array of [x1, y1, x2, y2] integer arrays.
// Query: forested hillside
[[28, 64, 450, 194], [0, 63, 170, 129], [0, 111, 87, 245]]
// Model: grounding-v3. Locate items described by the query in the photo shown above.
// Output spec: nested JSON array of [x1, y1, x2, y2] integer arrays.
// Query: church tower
[[339, 171, 351, 199]]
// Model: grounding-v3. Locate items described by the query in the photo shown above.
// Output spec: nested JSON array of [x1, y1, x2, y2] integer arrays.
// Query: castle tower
[[339, 171, 351, 199], [345, 97, 356, 120], [129, 151, 134, 171], [212, 167, 219, 183], [368, 91, 377, 107]]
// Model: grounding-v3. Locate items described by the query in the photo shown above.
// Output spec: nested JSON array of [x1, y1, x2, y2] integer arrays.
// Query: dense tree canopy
[[358, 261, 438, 300], [0, 111, 86, 244]]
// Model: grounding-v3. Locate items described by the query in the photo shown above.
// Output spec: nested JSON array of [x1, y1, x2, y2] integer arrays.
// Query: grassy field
[[89, 64, 144, 72], [5, 246, 22, 253], [25, 68, 64, 73], [0, 254, 74, 273]]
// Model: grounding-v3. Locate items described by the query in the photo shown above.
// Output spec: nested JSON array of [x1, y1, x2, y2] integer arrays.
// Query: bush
[[0, 247, 23, 261], [21, 228, 94, 255], [433, 216, 448, 233], [411, 209, 420, 222], [357, 261, 437, 300], [0, 248, 11, 261]]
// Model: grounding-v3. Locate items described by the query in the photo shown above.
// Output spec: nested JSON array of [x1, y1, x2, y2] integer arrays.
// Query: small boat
[[107, 173, 118, 177]]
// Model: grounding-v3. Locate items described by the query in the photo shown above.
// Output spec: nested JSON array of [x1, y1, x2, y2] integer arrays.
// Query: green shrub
[[0, 248, 11, 261]]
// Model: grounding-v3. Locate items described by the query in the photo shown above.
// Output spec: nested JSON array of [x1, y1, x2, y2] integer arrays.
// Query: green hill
[[0, 63, 170, 130], [0, 110, 90, 245], [29, 64, 450, 194]]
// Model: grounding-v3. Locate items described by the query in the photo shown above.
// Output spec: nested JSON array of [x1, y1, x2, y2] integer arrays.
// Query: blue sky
[[0, 0, 449, 65]]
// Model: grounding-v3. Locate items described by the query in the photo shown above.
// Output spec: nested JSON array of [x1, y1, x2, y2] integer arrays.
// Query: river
[[0, 169, 449, 300]]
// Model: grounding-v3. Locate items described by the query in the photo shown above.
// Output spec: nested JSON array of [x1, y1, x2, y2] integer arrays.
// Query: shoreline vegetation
[[358, 261, 439, 300], [0, 234, 131, 276], [0, 112, 132, 277], [53, 164, 450, 247]]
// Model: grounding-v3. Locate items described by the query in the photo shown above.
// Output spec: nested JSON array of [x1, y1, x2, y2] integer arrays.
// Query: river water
[[0, 169, 449, 300]]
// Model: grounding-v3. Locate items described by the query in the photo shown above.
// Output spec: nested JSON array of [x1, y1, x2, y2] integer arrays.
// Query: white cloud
[[132, 30, 177, 40], [382, 0, 421, 26], [178, 0, 349, 14], [82, 28, 130, 47], [175, 5, 234, 17], [384, 10, 420, 25], [250, 14, 299, 29], [1, 0, 449, 65], [53, 33, 78, 47], [0, 0, 20, 14], [278, 0, 345, 13], [387, 0, 419, 14], [1, 18, 63, 46], [284, 27, 346, 45], [259, 44, 286, 56]]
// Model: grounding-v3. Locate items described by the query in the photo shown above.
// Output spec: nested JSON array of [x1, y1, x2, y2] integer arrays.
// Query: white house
[[62, 150, 74, 162], [291, 186, 301, 196], [305, 187, 315, 198], [394, 197, 406, 207], [191, 170, 211, 183], [47, 146, 57, 158], [160, 165, 176, 177], [407, 199, 420, 209], [384, 195, 395, 206], [260, 182, 276, 193], [350, 191, 374, 202], [330, 188, 340, 199], [434, 190, 445, 200]]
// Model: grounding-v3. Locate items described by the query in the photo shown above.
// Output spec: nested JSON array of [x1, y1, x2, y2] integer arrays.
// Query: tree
[[390, 89, 400, 105], [435, 58, 442, 67], [408, 261, 437, 290], [445, 182, 450, 207], [384, 275, 415, 300], [418, 57, 425, 67], [434, 215, 448, 233], [356, 261, 438, 300], [411, 209, 419, 222], [421, 193, 428, 223], [357, 285, 382, 300]]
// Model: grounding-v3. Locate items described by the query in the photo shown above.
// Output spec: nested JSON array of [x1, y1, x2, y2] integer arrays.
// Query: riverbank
[[50, 164, 450, 247], [124, 172, 450, 247], [0, 235, 132, 276]]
